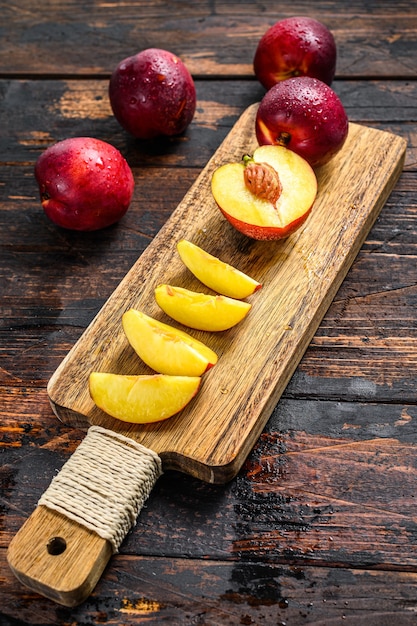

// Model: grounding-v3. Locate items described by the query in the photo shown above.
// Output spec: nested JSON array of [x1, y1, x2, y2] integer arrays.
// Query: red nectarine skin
[[109, 48, 196, 139], [255, 76, 349, 168], [35, 137, 134, 231], [219, 206, 312, 241], [254, 16, 336, 89]]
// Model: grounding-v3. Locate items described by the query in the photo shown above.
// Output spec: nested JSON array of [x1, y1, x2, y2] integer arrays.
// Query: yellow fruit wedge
[[89, 372, 201, 424], [177, 239, 262, 299], [154, 284, 251, 332], [122, 309, 218, 376]]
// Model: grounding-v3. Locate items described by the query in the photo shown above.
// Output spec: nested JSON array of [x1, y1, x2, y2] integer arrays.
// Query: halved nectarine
[[211, 144, 317, 240], [89, 372, 201, 423], [122, 308, 217, 376], [154, 284, 251, 331], [177, 239, 261, 299]]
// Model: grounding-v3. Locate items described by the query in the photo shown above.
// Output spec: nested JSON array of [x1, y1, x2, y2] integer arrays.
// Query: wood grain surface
[[1, 2, 415, 78], [47, 106, 406, 483], [2, 0, 417, 622]]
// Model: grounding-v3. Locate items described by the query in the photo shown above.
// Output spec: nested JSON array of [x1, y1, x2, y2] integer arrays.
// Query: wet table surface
[[1, 2, 417, 624]]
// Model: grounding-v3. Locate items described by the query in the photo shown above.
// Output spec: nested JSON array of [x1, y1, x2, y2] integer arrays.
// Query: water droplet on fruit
[[130, 97, 137, 105], [96, 157, 104, 169]]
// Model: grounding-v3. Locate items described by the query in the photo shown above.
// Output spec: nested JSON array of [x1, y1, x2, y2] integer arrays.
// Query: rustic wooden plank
[[3, 398, 417, 566], [4, 413, 417, 616], [0, 78, 265, 165], [2, 169, 416, 403], [8, 104, 407, 600], [3, 550, 417, 625], [1, 0, 416, 619], [2, 171, 416, 283], [1, 79, 416, 168], [2, 163, 415, 397], [102, 432, 417, 567], [3, 385, 417, 605], [1, 3, 416, 77]]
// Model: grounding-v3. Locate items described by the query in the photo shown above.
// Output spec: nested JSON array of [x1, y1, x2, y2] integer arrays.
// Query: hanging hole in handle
[[47, 536, 67, 556]]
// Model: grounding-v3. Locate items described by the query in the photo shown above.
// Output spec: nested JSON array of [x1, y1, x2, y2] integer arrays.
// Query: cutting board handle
[[7, 426, 163, 607]]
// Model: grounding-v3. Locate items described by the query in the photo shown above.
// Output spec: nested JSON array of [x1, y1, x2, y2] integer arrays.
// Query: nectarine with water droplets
[[35, 137, 134, 231], [109, 48, 196, 139], [254, 16, 337, 89], [255, 76, 349, 168]]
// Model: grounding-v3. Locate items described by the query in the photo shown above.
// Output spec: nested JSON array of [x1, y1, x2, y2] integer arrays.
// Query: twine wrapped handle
[[7, 426, 163, 606], [38, 425, 163, 553]]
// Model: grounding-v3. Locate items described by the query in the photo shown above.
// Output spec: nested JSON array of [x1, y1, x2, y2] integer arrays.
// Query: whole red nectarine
[[255, 76, 349, 168], [35, 137, 134, 231], [254, 16, 337, 89], [109, 48, 196, 139]]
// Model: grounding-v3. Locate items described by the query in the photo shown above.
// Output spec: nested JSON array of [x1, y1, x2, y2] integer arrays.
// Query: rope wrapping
[[38, 425, 163, 553]]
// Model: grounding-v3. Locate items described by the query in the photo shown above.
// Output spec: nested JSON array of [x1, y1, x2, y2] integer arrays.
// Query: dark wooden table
[[2, 2, 417, 624]]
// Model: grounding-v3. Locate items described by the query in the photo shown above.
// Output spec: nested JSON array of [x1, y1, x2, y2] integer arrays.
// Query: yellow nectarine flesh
[[211, 144, 317, 240], [89, 372, 201, 423], [177, 239, 261, 299], [155, 284, 251, 331], [122, 308, 218, 376]]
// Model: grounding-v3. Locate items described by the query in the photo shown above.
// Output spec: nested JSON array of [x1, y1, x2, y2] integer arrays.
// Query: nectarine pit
[[243, 156, 282, 205]]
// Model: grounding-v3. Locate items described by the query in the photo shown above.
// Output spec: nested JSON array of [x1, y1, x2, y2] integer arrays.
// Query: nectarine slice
[[211, 144, 317, 240], [155, 284, 251, 331], [89, 372, 201, 423], [177, 239, 261, 299], [122, 309, 217, 376]]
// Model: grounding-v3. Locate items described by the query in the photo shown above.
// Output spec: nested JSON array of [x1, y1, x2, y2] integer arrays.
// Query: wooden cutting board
[[46, 103, 406, 483], [8, 103, 406, 606]]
